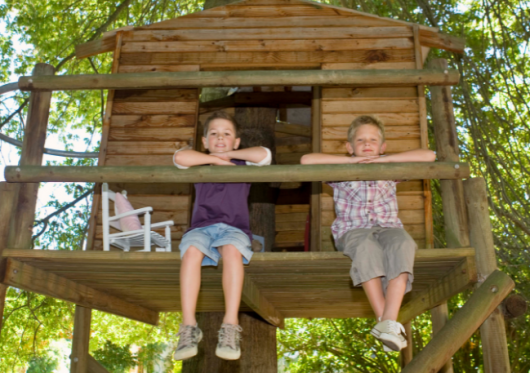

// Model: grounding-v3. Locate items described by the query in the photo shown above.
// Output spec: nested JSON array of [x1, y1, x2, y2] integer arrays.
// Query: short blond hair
[[347, 115, 385, 143]]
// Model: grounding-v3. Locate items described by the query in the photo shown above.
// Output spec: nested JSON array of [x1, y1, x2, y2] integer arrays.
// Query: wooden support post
[[182, 312, 277, 373], [400, 322, 413, 368], [5, 162, 471, 184], [428, 57, 471, 373], [71, 306, 92, 373], [0, 182, 17, 335], [401, 270, 514, 373], [310, 86, 322, 251], [464, 178, 511, 373], [9, 63, 55, 249]]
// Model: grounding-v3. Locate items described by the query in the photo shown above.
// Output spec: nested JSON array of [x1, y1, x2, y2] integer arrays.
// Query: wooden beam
[[401, 270, 514, 373], [10, 64, 55, 250], [5, 162, 470, 184], [200, 92, 312, 111], [429, 57, 470, 373], [71, 306, 91, 373], [2, 259, 159, 325], [87, 355, 110, 373], [75, 36, 117, 59], [464, 178, 511, 373], [310, 86, 322, 251], [17, 69, 461, 92], [242, 276, 284, 328], [398, 255, 477, 323], [419, 30, 465, 54]]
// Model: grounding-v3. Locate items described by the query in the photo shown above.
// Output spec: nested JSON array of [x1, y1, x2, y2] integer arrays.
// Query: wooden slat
[[111, 114, 196, 128], [108, 127, 195, 142], [112, 102, 197, 115], [322, 87, 418, 99], [118, 65, 200, 73], [200, 63, 321, 71], [119, 49, 415, 65], [113, 89, 198, 102], [183, 4, 362, 17], [275, 204, 310, 214], [105, 194, 191, 211], [322, 99, 419, 113], [107, 141, 187, 155], [121, 38, 414, 53], [322, 62, 416, 70], [142, 16, 403, 30]]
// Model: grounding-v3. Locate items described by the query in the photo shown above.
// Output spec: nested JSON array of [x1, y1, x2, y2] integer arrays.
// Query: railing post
[[310, 86, 322, 251], [70, 305, 92, 373], [9, 63, 55, 249], [464, 178, 511, 373], [0, 182, 17, 335], [428, 58, 471, 373]]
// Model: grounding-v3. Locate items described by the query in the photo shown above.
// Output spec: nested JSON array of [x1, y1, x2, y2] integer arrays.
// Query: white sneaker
[[215, 323, 243, 360], [173, 324, 203, 361], [370, 320, 407, 352]]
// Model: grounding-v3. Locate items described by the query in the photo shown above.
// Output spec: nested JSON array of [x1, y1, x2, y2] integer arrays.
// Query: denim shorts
[[179, 223, 253, 266]]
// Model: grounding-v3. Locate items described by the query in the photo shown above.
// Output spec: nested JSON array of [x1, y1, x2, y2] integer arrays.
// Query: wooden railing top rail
[[4, 162, 470, 184], [12, 69, 460, 92]]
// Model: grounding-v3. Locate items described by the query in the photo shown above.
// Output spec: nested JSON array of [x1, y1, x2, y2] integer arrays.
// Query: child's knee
[[183, 245, 204, 261], [220, 244, 242, 260]]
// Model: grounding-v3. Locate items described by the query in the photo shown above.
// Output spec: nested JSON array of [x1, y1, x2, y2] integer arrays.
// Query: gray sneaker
[[173, 324, 203, 361], [215, 323, 243, 360]]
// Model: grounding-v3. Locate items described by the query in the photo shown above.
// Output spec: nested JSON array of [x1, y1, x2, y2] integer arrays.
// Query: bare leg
[[381, 273, 408, 321], [218, 244, 244, 325], [180, 246, 205, 326], [362, 277, 386, 320]]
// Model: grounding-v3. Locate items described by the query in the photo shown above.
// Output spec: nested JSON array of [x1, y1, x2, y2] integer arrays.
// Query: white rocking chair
[[101, 183, 174, 252]]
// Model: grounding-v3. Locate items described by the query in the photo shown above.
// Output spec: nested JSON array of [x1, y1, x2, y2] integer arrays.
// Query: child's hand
[[209, 152, 231, 161], [211, 157, 235, 166], [349, 156, 379, 164]]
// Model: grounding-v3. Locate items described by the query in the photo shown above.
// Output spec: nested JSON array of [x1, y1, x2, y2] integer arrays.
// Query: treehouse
[[0, 0, 514, 372]]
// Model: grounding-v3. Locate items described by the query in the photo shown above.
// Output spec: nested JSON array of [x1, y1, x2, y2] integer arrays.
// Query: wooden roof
[[3, 248, 477, 327], [76, 0, 465, 60]]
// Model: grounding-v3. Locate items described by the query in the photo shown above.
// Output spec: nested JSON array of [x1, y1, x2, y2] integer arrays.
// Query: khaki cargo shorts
[[335, 227, 417, 294]]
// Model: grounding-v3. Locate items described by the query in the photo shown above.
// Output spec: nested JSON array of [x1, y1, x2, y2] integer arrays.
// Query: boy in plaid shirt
[[301, 115, 435, 351]]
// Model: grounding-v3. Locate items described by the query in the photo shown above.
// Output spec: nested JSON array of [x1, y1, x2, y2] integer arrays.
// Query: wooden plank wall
[[88, 0, 433, 251]]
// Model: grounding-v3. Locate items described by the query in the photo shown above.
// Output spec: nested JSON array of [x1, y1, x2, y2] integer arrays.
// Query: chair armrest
[[109, 207, 153, 221], [150, 220, 175, 229]]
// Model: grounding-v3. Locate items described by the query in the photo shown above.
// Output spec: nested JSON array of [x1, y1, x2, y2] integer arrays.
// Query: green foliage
[[93, 341, 137, 373]]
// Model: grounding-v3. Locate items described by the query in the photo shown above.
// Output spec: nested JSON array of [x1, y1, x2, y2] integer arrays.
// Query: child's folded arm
[[362, 149, 436, 163], [301, 153, 366, 165], [214, 146, 271, 166], [173, 148, 233, 169]]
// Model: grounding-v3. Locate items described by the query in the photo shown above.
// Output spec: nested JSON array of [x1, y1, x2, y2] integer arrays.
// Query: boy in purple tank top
[[172, 111, 271, 361]]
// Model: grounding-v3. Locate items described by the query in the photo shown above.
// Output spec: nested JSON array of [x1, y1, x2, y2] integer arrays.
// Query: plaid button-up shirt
[[328, 180, 403, 240]]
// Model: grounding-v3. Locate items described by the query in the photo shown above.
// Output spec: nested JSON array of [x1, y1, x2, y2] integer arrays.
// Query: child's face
[[202, 118, 241, 153], [346, 124, 387, 157]]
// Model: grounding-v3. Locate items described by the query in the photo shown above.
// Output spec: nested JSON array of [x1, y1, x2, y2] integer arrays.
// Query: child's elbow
[[300, 154, 312, 165], [426, 150, 436, 162]]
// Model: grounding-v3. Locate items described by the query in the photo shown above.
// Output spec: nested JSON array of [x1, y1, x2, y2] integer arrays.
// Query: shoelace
[[177, 325, 197, 347], [218, 324, 243, 349], [388, 320, 406, 336]]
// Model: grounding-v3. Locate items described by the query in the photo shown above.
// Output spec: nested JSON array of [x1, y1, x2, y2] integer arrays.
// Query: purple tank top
[[187, 159, 252, 240]]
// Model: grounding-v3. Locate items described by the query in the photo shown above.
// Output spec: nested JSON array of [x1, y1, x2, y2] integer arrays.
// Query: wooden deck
[[1, 248, 477, 328]]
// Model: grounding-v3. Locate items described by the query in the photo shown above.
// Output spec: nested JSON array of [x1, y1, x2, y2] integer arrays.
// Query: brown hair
[[203, 111, 240, 138], [347, 115, 385, 143]]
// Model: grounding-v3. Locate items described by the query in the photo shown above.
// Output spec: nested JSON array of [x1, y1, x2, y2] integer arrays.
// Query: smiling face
[[346, 124, 387, 157], [202, 118, 241, 153]]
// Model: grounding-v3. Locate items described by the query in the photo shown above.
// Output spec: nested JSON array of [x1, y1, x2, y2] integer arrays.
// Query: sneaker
[[173, 324, 203, 361], [370, 320, 407, 352], [215, 323, 243, 360]]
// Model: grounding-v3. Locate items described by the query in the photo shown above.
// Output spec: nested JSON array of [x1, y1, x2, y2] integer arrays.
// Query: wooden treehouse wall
[[87, 0, 433, 251]]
